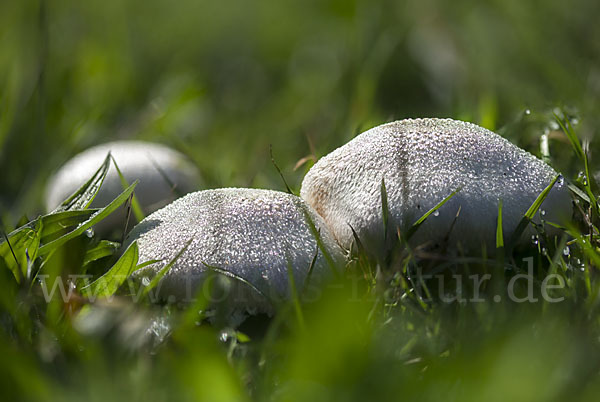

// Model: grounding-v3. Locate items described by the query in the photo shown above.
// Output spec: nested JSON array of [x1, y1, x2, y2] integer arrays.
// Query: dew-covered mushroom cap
[[300, 118, 572, 255], [124, 188, 345, 312], [45, 141, 200, 233]]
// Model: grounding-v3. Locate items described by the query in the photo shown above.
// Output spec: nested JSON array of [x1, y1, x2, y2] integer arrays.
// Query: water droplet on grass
[[433, 210, 440, 217]]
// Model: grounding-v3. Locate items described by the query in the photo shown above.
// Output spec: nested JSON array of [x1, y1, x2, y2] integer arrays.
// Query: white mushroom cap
[[300, 118, 572, 256], [123, 188, 345, 313], [45, 141, 200, 233]]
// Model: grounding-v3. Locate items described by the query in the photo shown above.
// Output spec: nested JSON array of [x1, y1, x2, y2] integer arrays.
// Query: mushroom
[[300, 118, 572, 256], [45, 141, 200, 235], [123, 188, 345, 315]]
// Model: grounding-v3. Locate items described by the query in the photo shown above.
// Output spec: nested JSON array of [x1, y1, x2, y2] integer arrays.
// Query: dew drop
[[219, 331, 230, 343], [563, 246, 570, 256], [433, 210, 440, 217], [540, 209, 546, 216], [524, 109, 531, 115]]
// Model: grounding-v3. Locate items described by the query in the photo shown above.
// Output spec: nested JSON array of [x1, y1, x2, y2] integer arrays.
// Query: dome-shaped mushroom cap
[[300, 118, 572, 256], [45, 141, 200, 233], [124, 188, 345, 310]]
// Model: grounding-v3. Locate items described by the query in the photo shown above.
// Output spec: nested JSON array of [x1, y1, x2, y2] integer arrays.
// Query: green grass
[[2, 112, 599, 402], [2, 0, 600, 400]]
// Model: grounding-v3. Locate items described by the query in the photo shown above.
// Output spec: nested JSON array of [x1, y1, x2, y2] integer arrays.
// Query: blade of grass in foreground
[[572, 229, 595, 296], [568, 183, 590, 203], [286, 255, 306, 331], [298, 201, 341, 279], [201, 260, 271, 303], [270, 144, 294, 195], [81, 241, 139, 298], [1, 209, 97, 277], [111, 155, 145, 223], [141, 238, 194, 300], [52, 153, 111, 212], [38, 181, 138, 256], [302, 245, 319, 292], [83, 240, 120, 266], [405, 187, 461, 241], [496, 199, 504, 249], [0, 218, 43, 283], [40, 209, 99, 243], [555, 113, 597, 208], [509, 175, 559, 249]]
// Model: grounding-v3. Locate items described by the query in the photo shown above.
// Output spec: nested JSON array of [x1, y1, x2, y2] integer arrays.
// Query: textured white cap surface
[[45, 141, 200, 233], [301, 118, 572, 256], [124, 188, 345, 309]]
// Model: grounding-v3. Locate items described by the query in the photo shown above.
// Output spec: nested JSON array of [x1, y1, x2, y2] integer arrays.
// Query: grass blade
[[298, 203, 341, 279], [201, 261, 271, 302], [270, 144, 294, 195], [406, 187, 461, 240], [568, 183, 590, 203], [302, 244, 319, 291], [83, 240, 120, 266], [286, 255, 306, 331], [509, 175, 559, 248], [52, 153, 111, 212], [141, 238, 194, 299], [38, 181, 138, 255], [496, 199, 504, 249], [554, 113, 597, 207], [111, 155, 145, 223], [524, 176, 559, 220], [0, 218, 43, 283], [554, 112, 584, 161], [148, 153, 186, 198], [81, 241, 139, 298], [40, 209, 99, 243]]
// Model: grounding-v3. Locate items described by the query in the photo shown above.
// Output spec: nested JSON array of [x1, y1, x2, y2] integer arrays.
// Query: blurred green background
[[2, 0, 600, 401], [1, 0, 599, 222]]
